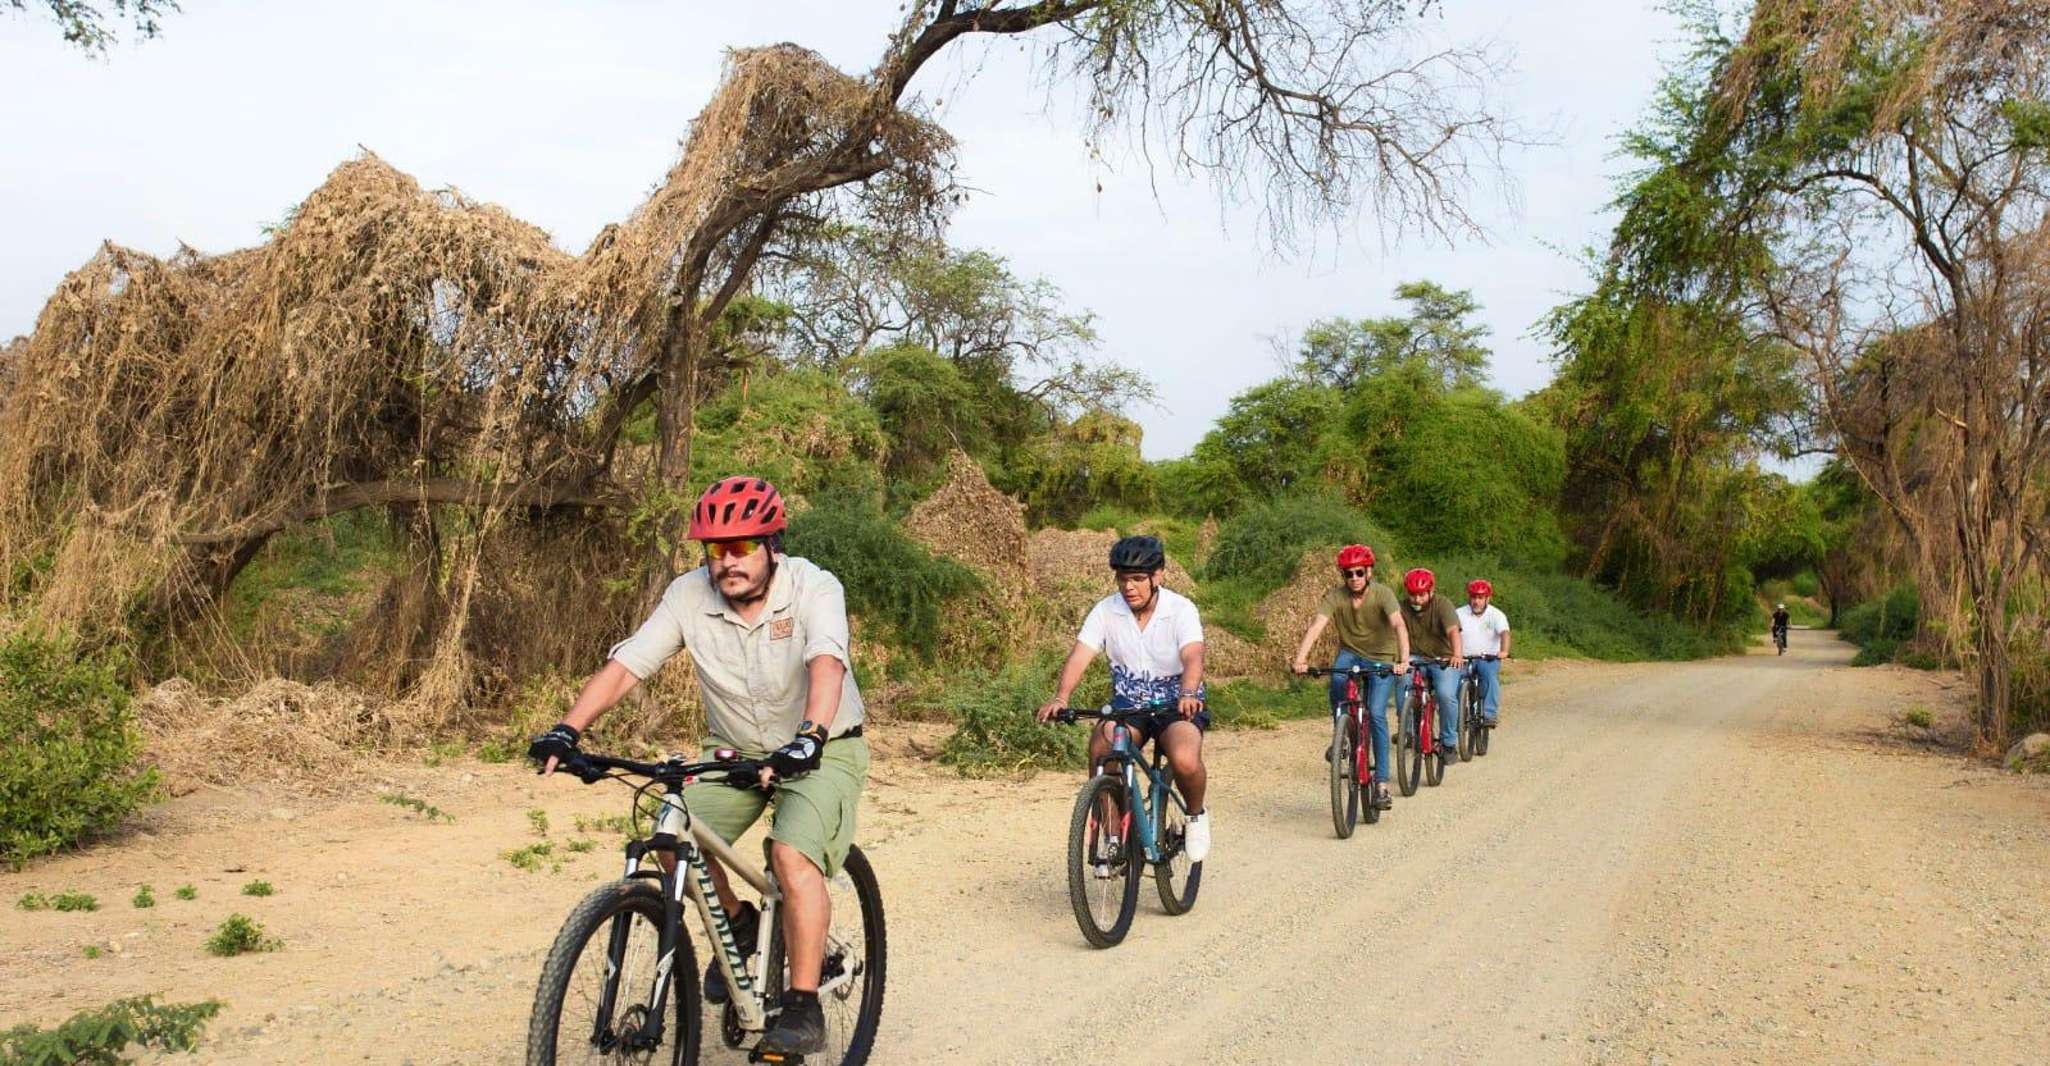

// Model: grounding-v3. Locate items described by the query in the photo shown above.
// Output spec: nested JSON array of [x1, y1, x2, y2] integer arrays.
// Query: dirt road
[[6, 632, 2049, 1064]]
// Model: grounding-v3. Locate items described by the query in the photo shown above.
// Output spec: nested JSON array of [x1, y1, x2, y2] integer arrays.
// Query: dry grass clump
[[137, 678, 411, 793]]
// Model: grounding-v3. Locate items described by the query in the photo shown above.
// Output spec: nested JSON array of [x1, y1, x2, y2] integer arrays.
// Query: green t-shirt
[[1402, 592, 1460, 659], [1319, 583, 1403, 661]]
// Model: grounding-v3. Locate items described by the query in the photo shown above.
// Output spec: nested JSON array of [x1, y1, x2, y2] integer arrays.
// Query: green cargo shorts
[[682, 735, 869, 878]]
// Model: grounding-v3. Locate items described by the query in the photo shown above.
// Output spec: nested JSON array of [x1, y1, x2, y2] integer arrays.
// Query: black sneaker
[[1439, 748, 1458, 766], [757, 990, 826, 1056], [703, 901, 760, 1006], [1373, 783, 1393, 809]]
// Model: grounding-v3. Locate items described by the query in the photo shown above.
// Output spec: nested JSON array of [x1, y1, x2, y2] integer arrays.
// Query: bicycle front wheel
[[1153, 789, 1202, 915], [527, 879, 700, 1066], [1329, 712, 1358, 839], [757, 844, 887, 1065], [1397, 698, 1421, 797], [1067, 773, 1141, 948]]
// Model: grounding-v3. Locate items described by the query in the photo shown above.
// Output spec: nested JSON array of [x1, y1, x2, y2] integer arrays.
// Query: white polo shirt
[[1077, 587, 1205, 707], [1456, 603, 1511, 656]]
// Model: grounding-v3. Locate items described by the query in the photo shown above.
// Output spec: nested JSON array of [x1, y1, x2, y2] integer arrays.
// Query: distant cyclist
[[1036, 535, 1211, 863], [1399, 568, 1465, 765], [1771, 602, 1791, 652], [1456, 579, 1511, 727], [1292, 544, 1408, 810]]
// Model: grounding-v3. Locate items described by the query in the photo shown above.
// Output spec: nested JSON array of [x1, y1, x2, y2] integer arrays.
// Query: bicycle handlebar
[[556, 750, 767, 788], [1300, 664, 1396, 678], [1052, 701, 1181, 725]]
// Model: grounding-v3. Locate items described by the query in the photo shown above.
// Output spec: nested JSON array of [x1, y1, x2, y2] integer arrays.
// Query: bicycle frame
[[1092, 720, 1185, 866], [1405, 666, 1440, 754]]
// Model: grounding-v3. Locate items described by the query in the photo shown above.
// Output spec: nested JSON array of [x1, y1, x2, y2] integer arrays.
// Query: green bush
[[936, 658, 1086, 776], [1207, 679, 1328, 731], [0, 995, 223, 1064], [203, 914, 281, 957], [1839, 583, 1920, 665], [1206, 495, 1384, 589], [1, 631, 158, 868], [787, 493, 980, 656], [240, 880, 275, 897]]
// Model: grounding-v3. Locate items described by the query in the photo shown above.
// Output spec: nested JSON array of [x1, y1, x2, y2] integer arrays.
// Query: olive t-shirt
[[1319, 583, 1403, 660], [1402, 593, 1461, 659]]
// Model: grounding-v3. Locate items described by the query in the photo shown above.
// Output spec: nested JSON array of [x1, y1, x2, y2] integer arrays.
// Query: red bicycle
[[1396, 657, 1453, 795], [1305, 664, 1393, 838]]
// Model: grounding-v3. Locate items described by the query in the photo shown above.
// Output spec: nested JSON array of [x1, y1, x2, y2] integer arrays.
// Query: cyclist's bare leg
[[769, 840, 829, 991], [1156, 720, 1206, 812], [1087, 722, 1128, 849]]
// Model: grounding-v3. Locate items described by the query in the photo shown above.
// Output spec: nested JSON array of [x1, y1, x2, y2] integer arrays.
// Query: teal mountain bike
[[1053, 704, 1202, 948]]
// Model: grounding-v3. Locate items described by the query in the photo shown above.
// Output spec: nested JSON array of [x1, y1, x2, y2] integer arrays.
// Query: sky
[[0, 0, 1689, 459]]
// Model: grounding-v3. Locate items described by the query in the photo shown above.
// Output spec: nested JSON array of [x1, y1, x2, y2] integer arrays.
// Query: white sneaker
[[1094, 836, 1121, 880], [1184, 810, 1211, 863]]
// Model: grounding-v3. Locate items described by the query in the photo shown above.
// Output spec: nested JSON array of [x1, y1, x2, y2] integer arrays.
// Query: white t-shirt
[[1456, 603, 1511, 656], [1077, 587, 1206, 707]]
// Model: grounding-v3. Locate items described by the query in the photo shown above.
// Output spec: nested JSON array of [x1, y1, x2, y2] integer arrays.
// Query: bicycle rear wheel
[[1153, 789, 1202, 915], [527, 879, 700, 1066], [1396, 697, 1421, 797], [1066, 774, 1141, 948], [1328, 712, 1358, 839], [754, 845, 887, 1065], [1360, 711, 1382, 825]]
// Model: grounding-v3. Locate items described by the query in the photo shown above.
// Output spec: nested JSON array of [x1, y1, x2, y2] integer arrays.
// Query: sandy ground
[[5, 630, 2048, 1064]]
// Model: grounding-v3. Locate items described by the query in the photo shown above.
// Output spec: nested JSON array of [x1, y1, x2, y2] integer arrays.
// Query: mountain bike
[[1396, 658, 1454, 795], [1458, 654, 1502, 761], [526, 749, 886, 1066], [1052, 704, 1202, 948], [1304, 664, 1393, 838], [1774, 626, 1788, 655]]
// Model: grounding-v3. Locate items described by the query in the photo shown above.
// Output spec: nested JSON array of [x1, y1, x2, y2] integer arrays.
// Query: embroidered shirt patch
[[769, 618, 795, 640]]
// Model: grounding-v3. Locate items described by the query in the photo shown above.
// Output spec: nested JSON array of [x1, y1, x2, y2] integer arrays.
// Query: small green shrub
[[786, 492, 980, 655], [1902, 706, 1935, 729], [936, 658, 1086, 776], [52, 890, 98, 912], [131, 884, 155, 909], [379, 792, 453, 823], [502, 842, 558, 873], [17, 892, 47, 911], [203, 914, 281, 957], [1, 629, 160, 867], [240, 880, 275, 897], [1840, 583, 1920, 665], [0, 995, 224, 1064], [566, 838, 598, 853], [526, 808, 550, 836], [81, 944, 101, 959], [173, 884, 197, 901]]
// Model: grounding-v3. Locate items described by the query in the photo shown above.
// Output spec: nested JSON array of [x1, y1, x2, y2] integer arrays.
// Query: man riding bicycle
[[1771, 603, 1791, 648], [1292, 544, 1409, 810], [527, 475, 865, 1057], [1456, 579, 1511, 727], [1035, 535, 1211, 865], [1399, 568, 1466, 765]]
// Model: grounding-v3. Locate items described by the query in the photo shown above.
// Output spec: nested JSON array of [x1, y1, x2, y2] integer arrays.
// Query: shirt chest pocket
[[748, 616, 805, 704]]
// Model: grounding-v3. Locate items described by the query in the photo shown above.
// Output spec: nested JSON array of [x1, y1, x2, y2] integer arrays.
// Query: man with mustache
[[527, 475, 864, 1057]]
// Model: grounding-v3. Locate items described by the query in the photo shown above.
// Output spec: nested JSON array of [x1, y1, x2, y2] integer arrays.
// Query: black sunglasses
[[1343, 568, 1370, 578]]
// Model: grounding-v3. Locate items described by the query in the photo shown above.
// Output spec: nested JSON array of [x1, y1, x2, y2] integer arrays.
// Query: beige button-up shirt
[[608, 555, 865, 753]]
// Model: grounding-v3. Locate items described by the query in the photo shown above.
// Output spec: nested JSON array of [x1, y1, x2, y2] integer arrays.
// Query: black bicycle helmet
[[1108, 534, 1166, 572]]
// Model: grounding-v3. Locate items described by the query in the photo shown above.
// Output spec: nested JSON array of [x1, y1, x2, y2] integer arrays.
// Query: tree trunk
[[643, 318, 705, 614]]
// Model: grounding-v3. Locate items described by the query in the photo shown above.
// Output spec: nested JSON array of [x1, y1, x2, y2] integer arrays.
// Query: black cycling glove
[[765, 723, 828, 781], [527, 722, 582, 771]]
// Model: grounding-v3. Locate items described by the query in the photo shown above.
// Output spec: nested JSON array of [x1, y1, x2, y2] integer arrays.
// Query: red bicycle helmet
[[1335, 544, 1374, 570], [1467, 578, 1493, 597], [687, 476, 787, 540], [1403, 568, 1436, 596]]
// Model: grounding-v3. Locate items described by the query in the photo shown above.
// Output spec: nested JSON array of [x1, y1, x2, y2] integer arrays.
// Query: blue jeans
[[1468, 658, 1501, 722], [1329, 648, 1395, 785], [1410, 659, 1463, 752]]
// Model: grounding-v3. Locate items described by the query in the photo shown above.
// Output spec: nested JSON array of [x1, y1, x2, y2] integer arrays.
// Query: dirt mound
[[137, 678, 415, 794], [1256, 549, 1346, 665], [903, 452, 1027, 585]]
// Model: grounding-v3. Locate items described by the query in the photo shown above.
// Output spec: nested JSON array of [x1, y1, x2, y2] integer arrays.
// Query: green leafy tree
[[6, 0, 176, 53], [1009, 410, 1157, 527], [1297, 280, 1492, 391]]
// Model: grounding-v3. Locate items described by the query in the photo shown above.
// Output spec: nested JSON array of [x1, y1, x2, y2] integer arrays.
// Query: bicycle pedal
[[749, 1051, 804, 1065]]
